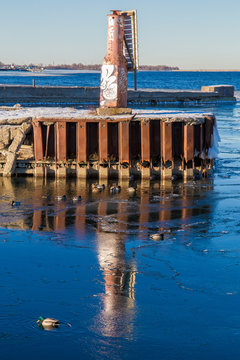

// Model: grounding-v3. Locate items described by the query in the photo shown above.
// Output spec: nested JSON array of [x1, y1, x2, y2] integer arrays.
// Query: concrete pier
[[0, 84, 236, 106]]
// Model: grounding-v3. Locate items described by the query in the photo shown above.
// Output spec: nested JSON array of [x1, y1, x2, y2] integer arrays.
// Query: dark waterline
[[1, 72, 240, 359]]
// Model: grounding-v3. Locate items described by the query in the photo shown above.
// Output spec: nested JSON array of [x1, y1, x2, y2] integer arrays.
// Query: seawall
[[0, 85, 236, 106]]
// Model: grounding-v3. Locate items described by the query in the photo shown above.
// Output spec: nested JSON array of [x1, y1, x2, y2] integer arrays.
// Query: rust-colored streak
[[77, 121, 87, 163], [56, 122, 67, 161], [119, 121, 130, 163], [54, 211, 66, 231], [99, 121, 108, 162], [184, 125, 194, 162], [75, 204, 86, 233], [161, 122, 173, 162], [32, 210, 42, 231], [141, 121, 150, 162], [33, 121, 44, 161]]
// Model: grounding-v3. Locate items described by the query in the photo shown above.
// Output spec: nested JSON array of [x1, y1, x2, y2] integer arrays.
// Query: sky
[[0, 0, 239, 70]]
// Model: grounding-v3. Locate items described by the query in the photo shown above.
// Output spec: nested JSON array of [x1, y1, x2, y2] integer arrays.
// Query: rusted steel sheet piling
[[25, 110, 218, 180], [0, 108, 218, 179]]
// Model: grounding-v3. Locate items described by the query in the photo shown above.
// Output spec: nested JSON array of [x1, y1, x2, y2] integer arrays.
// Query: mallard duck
[[110, 185, 121, 194], [150, 233, 164, 241], [72, 196, 81, 202], [92, 186, 101, 193], [110, 186, 117, 194], [96, 184, 105, 191], [42, 195, 51, 200], [11, 200, 20, 206], [37, 316, 59, 328], [55, 195, 66, 201], [127, 187, 136, 194]]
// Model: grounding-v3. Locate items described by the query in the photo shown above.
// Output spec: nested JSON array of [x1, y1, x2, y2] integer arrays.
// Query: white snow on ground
[[0, 106, 213, 121]]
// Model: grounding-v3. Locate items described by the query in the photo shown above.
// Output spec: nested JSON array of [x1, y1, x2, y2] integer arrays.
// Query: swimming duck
[[96, 184, 105, 191], [127, 187, 136, 195], [42, 195, 51, 201], [37, 316, 59, 328], [11, 200, 20, 206], [110, 185, 121, 194], [55, 195, 66, 201], [150, 233, 164, 241], [72, 196, 82, 202]]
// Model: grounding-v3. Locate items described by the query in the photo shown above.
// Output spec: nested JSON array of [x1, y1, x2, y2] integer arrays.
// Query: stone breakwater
[[0, 106, 219, 179], [0, 85, 236, 106]]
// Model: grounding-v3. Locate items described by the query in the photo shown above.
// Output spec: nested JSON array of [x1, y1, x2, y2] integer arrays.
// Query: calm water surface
[[1, 72, 240, 359]]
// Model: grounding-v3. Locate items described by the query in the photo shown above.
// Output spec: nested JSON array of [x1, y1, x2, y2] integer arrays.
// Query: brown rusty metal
[[99, 121, 108, 162], [77, 121, 87, 163], [141, 120, 150, 163], [119, 121, 130, 163], [161, 122, 173, 162], [44, 124, 50, 159], [184, 124, 194, 162], [33, 121, 44, 161], [100, 11, 128, 108], [56, 122, 67, 161]]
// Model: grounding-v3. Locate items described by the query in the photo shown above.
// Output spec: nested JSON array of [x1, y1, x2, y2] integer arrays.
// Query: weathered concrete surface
[[201, 85, 234, 97], [0, 85, 236, 106]]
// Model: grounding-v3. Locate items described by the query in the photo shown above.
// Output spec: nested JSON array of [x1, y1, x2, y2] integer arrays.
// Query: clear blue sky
[[0, 0, 239, 69]]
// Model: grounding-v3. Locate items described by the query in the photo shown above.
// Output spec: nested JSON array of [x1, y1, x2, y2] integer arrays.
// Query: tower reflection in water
[[0, 177, 213, 338]]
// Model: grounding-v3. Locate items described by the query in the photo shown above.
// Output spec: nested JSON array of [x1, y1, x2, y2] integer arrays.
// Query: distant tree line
[[0, 61, 179, 71], [45, 63, 180, 71]]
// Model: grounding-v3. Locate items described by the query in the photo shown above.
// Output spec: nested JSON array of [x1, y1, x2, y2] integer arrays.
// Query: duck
[[37, 316, 59, 329], [72, 196, 82, 202], [110, 185, 121, 194], [150, 233, 164, 241], [110, 186, 117, 194], [127, 187, 136, 195], [96, 184, 105, 191], [55, 195, 66, 201], [92, 186, 101, 193], [11, 200, 20, 207], [42, 195, 51, 201]]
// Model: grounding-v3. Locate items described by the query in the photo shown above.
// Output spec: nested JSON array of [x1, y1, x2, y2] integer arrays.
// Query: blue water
[[0, 69, 240, 90], [1, 71, 240, 359]]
